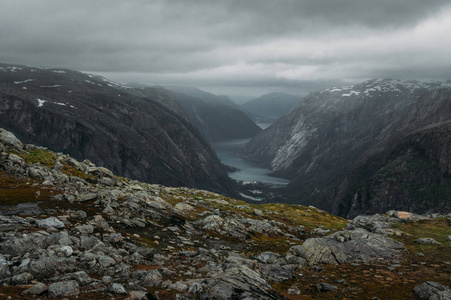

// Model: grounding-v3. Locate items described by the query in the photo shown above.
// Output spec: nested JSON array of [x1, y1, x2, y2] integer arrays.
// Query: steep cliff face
[[165, 87, 262, 142], [333, 88, 451, 218], [0, 63, 235, 194], [241, 79, 451, 206]]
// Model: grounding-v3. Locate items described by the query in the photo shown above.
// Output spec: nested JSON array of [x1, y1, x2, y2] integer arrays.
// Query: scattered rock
[[21, 282, 48, 295], [78, 193, 98, 202], [74, 224, 94, 234], [0, 254, 11, 279], [47, 280, 80, 298], [59, 245, 74, 257], [413, 281, 450, 300], [169, 281, 188, 292], [317, 283, 338, 293], [287, 285, 301, 295], [36, 217, 65, 229], [11, 272, 34, 285], [415, 238, 441, 245], [174, 202, 194, 211], [109, 283, 127, 294]]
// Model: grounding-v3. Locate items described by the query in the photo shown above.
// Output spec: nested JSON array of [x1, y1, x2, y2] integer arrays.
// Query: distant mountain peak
[[323, 78, 451, 98]]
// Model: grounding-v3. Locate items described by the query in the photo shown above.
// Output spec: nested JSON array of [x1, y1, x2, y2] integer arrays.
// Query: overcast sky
[[1, 0, 451, 97]]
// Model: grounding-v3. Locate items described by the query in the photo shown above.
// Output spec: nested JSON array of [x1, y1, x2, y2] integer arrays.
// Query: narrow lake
[[211, 138, 290, 185]]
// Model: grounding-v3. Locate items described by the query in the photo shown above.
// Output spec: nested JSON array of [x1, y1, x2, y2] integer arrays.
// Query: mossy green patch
[[392, 218, 451, 262], [22, 148, 57, 167]]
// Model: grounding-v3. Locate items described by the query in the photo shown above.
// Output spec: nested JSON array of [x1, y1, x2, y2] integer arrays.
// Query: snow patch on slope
[[36, 98, 76, 109], [37, 99, 47, 107], [342, 91, 361, 97], [14, 79, 35, 84]]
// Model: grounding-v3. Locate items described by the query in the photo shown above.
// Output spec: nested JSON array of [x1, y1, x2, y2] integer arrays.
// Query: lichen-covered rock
[[0, 254, 11, 279], [48, 280, 80, 298], [413, 281, 450, 300], [36, 217, 65, 229], [28, 257, 77, 280], [290, 228, 405, 265], [109, 283, 127, 294], [21, 282, 48, 296], [0, 128, 23, 150], [415, 238, 442, 245], [317, 283, 338, 293]]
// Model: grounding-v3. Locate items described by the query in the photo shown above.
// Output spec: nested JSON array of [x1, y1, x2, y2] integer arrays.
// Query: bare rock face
[[334, 88, 451, 218], [0, 63, 235, 195], [290, 228, 405, 265], [413, 281, 451, 300]]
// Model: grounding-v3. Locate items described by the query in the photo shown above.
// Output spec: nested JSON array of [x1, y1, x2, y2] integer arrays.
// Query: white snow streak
[[14, 79, 35, 84], [37, 99, 47, 107]]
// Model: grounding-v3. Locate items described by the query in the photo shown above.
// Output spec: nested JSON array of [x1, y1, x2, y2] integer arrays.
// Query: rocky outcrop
[[290, 228, 405, 265], [0, 63, 235, 195], [414, 282, 451, 300]]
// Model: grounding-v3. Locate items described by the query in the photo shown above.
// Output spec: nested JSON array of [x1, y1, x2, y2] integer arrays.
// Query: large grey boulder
[[415, 238, 441, 245], [36, 217, 65, 229], [21, 282, 48, 296], [48, 280, 80, 298], [0, 254, 11, 279], [109, 283, 127, 294], [413, 281, 450, 300], [290, 228, 405, 265], [28, 257, 77, 280], [0, 232, 48, 256], [141, 269, 162, 287], [0, 128, 23, 150]]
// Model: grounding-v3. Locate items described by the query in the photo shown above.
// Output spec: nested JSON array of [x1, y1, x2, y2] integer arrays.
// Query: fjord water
[[211, 138, 289, 185]]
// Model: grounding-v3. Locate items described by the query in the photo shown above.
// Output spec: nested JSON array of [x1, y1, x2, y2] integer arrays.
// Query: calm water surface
[[211, 139, 289, 185]]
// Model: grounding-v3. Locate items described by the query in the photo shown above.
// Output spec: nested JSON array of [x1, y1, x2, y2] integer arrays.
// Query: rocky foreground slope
[[1, 128, 450, 299], [0, 63, 234, 195]]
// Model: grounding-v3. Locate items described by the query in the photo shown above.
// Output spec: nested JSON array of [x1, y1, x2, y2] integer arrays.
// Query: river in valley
[[210, 138, 289, 185]]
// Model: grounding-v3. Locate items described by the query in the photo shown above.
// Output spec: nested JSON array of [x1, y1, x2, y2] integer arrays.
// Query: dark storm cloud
[[1, 0, 451, 96]]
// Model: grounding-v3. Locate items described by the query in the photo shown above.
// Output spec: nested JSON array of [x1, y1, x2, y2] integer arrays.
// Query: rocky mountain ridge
[[0, 63, 234, 195], [1, 128, 450, 299], [241, 79, 451, 214], [331, 87, 451, 218]]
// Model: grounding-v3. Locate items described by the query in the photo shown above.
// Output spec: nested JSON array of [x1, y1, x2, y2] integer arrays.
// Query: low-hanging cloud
[[1, 0, 450, 96]]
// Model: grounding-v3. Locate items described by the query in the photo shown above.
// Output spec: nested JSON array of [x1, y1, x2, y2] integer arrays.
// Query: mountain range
[[241, 92, 302, 123], [241, 79, 451, 216], [0, 63, 235, 195], [163, 86, 262, 142]]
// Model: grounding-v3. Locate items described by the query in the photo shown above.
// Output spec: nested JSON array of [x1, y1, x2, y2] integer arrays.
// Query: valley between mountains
[[0, 63, 450, 299]]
